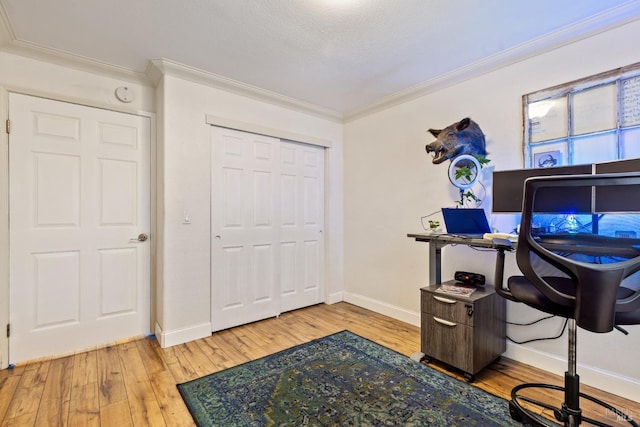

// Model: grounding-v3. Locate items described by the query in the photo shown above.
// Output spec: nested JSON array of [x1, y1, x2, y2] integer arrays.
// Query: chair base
[[508, 382, 638, 427]]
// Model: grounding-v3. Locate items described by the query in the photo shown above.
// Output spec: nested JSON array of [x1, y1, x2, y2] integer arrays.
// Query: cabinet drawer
[[421, 292, 474, 326], [421, 314, 473, 373]]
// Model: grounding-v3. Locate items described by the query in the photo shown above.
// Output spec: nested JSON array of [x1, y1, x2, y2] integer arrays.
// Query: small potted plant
[[428, 220, 441, 233]]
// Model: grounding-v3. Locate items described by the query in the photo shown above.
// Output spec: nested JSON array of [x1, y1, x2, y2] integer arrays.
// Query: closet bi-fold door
[[279, 140, 324, 313], [210, 127, 324, 332], [211, 127, 281, 331]]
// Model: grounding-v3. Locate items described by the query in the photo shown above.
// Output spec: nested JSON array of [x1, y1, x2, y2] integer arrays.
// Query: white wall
[[154, 69, 344, 346], [343, 20, 640, 401]]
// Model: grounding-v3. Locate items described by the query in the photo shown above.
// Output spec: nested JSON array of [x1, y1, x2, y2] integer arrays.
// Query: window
[[523, 62, 640, 168]]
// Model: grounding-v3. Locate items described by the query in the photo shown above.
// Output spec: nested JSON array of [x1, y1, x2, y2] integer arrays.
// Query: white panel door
[[9, 94, 150, 363], [211, 127, 281, 331], [211, 128, 325, 331], [279, 141, 324, 312]]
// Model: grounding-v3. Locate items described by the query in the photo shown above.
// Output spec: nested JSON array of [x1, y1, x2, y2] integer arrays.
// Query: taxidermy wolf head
[[425, 117, 487, 164]]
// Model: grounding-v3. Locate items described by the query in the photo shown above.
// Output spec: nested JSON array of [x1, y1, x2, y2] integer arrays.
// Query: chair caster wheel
[[553, 409, 565, 422]]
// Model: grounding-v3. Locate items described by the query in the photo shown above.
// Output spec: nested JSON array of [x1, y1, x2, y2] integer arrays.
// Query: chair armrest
[[493, 238, 517, 302], [492, 238, 513, 251]]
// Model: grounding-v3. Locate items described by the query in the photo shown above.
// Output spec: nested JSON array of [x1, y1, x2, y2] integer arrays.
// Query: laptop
[[441, 208, 492, 238]]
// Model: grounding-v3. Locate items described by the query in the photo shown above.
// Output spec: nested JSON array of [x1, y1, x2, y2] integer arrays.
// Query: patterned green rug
[[177, 330, 518, 426]]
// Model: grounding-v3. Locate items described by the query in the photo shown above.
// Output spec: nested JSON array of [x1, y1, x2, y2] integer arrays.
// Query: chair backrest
[[516, 172, 640, 333]]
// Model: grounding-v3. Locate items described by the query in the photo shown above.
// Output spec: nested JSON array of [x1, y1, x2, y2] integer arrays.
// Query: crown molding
[[0, 38, 151, 86], [146, 58, 343, 123], [344, 2, 640, 123]]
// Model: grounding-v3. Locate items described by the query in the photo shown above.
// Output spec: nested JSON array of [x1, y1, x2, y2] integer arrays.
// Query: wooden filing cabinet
[[420, 281, 506, 381]]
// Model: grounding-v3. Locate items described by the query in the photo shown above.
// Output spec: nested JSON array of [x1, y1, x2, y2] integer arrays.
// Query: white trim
[[147, 58, 342, 123], [1, 40, 150, 87], [325, 291, 344, 305], [343, 291, 421, 327], [0, 87, 8, 368], [205, 114, 332, 148], [505, 342, 640, 402], [3, 86, 154, 120], [155, 321, 211, 348]]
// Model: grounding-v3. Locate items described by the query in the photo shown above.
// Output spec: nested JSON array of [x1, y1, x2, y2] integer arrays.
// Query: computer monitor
[[492, 164, 593, 213], [595, 158, 640, 212], [595, 157, 640, 173]]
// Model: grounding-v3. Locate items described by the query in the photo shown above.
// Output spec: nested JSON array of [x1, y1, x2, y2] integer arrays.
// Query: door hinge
[[5, 119, 9, 134], [6, 324, 9, 338]]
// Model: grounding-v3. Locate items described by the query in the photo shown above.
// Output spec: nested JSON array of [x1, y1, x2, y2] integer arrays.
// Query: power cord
[[507, 317, 568, 344], [420, 210, 442, 231], [420, 206, 458, 231], [507, 314, 555, 326]]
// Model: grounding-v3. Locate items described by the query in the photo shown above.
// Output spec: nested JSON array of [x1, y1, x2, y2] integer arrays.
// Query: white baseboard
[[343, 291, 420, 327], [155, 321, 212, 348], [505, 342, 640, 403], [325, 291, 344, 305]]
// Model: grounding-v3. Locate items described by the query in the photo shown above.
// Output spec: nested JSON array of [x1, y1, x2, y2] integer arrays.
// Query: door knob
[[130, 233, 148, 242]]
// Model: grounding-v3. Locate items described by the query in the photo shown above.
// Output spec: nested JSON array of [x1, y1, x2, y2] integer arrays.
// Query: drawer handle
[[433, 295, 457, 304], [433, 316, 457, 327]]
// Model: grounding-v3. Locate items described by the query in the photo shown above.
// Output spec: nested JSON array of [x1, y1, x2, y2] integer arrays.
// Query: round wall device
[[115, 86, 134, 103], [448, 154, 481, 190]]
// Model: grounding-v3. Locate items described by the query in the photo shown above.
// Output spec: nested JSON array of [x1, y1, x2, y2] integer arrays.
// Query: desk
[[407, 233, 498, 285], [407, 232, 640, 285]]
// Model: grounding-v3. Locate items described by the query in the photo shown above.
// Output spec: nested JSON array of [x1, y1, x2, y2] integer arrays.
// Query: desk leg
[[428, 244, 442, 285]]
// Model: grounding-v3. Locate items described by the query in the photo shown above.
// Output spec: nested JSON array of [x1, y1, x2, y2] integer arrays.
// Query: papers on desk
[[436, 283, 476, 297], [483, 232, 519, 242]]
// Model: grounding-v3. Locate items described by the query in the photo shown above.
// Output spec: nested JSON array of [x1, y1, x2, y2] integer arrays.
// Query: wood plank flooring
[[0, 302, 637, 426]]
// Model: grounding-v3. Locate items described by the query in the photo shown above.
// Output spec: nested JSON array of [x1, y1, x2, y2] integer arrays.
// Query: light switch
[[183, 210, 191, 224]]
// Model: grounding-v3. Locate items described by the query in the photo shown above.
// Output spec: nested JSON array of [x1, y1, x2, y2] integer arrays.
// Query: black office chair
[[493, 172, 640, 427]]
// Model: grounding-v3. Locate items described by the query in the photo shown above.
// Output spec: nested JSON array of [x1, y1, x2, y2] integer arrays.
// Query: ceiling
[[1, 0, 640, 120]]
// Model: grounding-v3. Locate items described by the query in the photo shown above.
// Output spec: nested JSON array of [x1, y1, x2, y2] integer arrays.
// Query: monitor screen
[[492, 164, 593, 213]]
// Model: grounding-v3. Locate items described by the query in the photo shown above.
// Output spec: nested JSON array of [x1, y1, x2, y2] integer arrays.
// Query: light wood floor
[[0, 302, 637, 426]]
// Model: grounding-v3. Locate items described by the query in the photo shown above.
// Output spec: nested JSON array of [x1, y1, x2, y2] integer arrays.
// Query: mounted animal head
[[425, 117, 487, 164]]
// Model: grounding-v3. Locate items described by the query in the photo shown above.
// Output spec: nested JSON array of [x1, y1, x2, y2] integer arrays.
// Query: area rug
[[177, 330, 518, 426]]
